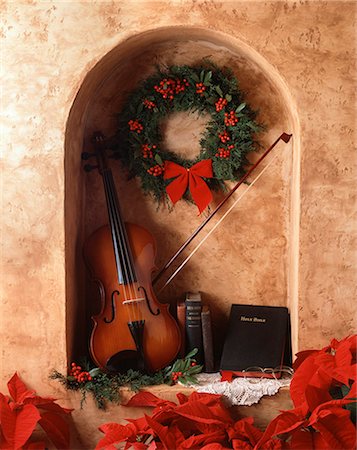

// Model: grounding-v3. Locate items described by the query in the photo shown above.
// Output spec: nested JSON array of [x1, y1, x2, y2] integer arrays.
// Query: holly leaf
[[89, 368, 101, 378], [225, 94, 232, 102], [137, 103, 144, 114], [155, 154, 163, 166], [215, 85, 223, 97], [204, 71, 212, 86], [235, 102, 246, 113], [185, 348, 198, 359]]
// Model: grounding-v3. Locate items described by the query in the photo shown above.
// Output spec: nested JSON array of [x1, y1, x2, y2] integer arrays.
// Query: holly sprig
[[50, 350, 203, 409], [164, 348, 203, 385]]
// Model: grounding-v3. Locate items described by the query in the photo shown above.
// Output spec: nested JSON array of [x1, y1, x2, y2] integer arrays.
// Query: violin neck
[[102, 168, 137, 285]]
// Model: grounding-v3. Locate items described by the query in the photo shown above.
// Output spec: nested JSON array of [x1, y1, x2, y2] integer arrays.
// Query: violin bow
[[152, 132, 292, 288]]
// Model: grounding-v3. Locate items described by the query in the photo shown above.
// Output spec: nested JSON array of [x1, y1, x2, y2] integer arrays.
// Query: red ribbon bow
[[164, 159, 213, 213]]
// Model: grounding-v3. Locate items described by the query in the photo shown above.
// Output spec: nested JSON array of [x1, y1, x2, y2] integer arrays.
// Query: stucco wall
[[1, 0, 356, 446]]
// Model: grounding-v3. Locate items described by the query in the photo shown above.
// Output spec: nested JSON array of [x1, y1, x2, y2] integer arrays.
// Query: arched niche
[[64, 26, 300, 363]]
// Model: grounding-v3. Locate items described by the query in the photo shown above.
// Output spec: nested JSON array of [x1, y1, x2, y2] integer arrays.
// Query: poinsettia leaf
[[145, 415, 184, 450], [0, 393, 16, 446], [309, 406, 357, 449], [231, 439, 252, 450], [260, 437, 288, 449], [200, 443, 232, 450], [39, 411, 71, 449], [289, 429, 316, 449], [290, 355, 319, 407], [335, 338, 353, 368], [176, 393, 188, 405], [147, 441, 164, 450], [125, 391, 175, 408], [130, 442, 148, 450], [174, 400, 232, 426], [227, 417, 262, 445], [7, 373, 36, 404], [125, 415, 151, 434], [304, 369, 333, 411], [255, 410, 305, 448], [23, 441, 47, 449], [14, 404, 41, 449], [292, 350, 318, 372], [96, 422, 136, 449], [314, 352, 351, 386], [27, 398, 73, 414], [179, 430, 226, 449]]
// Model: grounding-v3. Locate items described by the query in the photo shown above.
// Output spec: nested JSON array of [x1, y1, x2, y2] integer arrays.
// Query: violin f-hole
[[139, 285, 160, 316], [104, 290, 119, 323]]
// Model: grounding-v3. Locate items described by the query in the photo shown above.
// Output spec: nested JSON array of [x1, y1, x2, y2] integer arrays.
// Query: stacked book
[[177, 291, 215, 372]]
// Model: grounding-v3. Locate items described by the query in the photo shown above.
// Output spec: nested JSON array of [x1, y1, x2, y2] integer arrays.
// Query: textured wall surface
[[1, 0, 356, 447]]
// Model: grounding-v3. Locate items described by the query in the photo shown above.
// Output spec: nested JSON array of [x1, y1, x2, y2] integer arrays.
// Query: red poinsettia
[[255, 335, 357, 449], [0, 372, 72, 450], [96, 391, 285, 450]]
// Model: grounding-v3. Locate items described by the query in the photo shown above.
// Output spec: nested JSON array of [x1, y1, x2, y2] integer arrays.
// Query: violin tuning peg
[[81, 151, 95, 160], [83, 164, 98, 172]]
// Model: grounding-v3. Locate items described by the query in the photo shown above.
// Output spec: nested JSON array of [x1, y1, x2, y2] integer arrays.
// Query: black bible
[[220, 304, 291, 381]]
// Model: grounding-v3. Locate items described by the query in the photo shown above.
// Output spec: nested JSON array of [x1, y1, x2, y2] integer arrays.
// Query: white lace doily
[[182, 373, 291, 406]]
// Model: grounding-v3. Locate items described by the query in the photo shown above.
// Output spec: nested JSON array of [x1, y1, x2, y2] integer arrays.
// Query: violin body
[[84, 222, 181, 372]]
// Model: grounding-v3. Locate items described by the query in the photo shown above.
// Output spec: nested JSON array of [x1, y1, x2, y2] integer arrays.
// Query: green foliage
[[50, 350, 202, 410], [109, 62, 262, 206]]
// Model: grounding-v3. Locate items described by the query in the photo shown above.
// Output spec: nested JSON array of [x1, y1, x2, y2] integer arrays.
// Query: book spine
[[201, 307, 214, 372], [185, 294, 204, 365], [176, 301, 186, 358]]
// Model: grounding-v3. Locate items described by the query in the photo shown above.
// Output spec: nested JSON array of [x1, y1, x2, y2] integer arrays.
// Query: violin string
[[159, 152, 280, 292], [104, 171, 136, 322], [107, 171, 141, 322], [110, 172, 138, 322]]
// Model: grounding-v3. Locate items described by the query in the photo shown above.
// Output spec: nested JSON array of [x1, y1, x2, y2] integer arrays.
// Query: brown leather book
[[176, 300, 186, 358], [185, 291, 204, 365], [201, 305, 215, 372]]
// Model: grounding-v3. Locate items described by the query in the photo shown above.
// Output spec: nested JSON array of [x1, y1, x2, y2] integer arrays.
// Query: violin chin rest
[[106, 349, 145, 373]]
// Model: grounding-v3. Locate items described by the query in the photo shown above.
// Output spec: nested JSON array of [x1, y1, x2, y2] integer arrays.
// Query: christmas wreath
[[112, 63, 262, 213]]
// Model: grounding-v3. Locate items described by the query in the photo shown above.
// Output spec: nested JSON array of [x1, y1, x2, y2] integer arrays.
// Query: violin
[[82, 132, 181, 373]]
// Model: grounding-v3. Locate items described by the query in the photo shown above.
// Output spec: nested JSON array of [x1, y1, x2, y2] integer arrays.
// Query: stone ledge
[[65, 383, 292, 448]]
